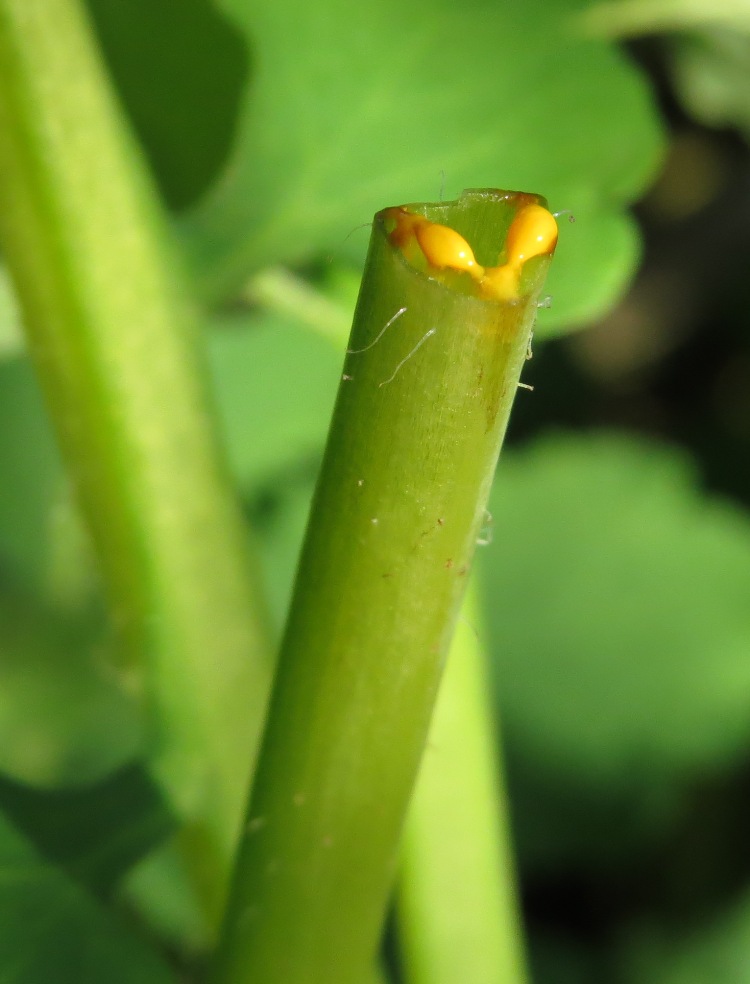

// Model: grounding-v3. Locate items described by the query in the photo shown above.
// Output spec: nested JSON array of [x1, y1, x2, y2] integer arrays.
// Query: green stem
[[0, 0, 271, 926], [212, 189, 553, 984], [578, 0, 750, 37], [398, 578, 528, 984], [250, 270, 526, 984]]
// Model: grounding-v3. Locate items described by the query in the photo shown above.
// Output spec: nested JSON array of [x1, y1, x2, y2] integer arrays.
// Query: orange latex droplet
[[481, 204, 558, 300], [385, 201, 556, 301], [414, 221, 481, 275], [504, 204, 558, 266], [479, 264, 520, 301], [383, 207, 424, 248]]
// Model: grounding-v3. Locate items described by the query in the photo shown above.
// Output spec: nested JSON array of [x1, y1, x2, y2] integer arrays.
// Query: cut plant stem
[[213, 189, 555, 984], [398, 577, 528, 984], [0, 0, 271, 929]]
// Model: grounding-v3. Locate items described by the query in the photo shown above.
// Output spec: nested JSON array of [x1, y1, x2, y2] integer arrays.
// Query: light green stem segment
[[0, 0, 271, 926], [399, 578, 528, 984], [578, 0, 750, 35], [212, 189, 553, 984]]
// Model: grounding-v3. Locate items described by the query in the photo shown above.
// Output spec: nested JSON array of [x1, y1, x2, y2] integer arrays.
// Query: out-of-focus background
[[3, 1, 750, 981]]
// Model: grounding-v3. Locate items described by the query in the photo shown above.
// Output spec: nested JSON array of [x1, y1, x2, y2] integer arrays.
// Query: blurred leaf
[[121, 839, 211, 957], [206, 310, 340, 491], [0, 310, 336, 783], [670, 28, 750, 138], [578, 2, 750, 145], [247, 469, 318, 630], [180, 0, 664, 331], [620, 892, 750, 984], [0, 763, 172, 897], [0, 589, 142, 787], [205, 309, 336, 631], [0, 358, 141, 788], [245, 265, 353, 349], [0, 811, 175, 984], [84, 0, 249, 209], [480, 433, 750, 863], [579, 0, 750, 37]]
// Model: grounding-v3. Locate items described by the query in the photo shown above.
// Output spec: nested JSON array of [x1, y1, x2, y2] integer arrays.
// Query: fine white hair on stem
[[342, 220, 374, 243], [379, 328, 436, 387], [347, 306, 407, 354]]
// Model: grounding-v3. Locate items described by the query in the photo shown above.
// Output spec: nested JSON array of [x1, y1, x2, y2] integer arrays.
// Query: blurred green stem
[[399, 577, 528, 984], [579, 0, 750, 36], [213, 190, 553, 984], [245, 266, 351, 348], [0, 0, 271, 928]]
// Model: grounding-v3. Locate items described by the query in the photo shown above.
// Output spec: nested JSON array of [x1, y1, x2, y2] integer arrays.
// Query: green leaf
[[120, 839, 212, 956], [0, 589, 142, 787], [480, 433, 750, 864], [0, 811, 176, 984], [84, 0, 249, 209], [670, 27, 750, 138], [576, 3, 750, 144], [0, 360, 140, 788], [180, 0, 664, 331], [0, 764, 172, 897], [205, 308, 343, 632], [206, 310, 340, 492], [246, 469, 319, 630]]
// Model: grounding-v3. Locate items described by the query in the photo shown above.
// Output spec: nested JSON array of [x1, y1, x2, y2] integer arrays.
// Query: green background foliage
[[3, 0, 750, 980], [86, 0, 663, 328]]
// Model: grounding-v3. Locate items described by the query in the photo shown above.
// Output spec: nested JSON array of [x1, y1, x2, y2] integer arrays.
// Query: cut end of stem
[[380, 189, 557, 302]]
